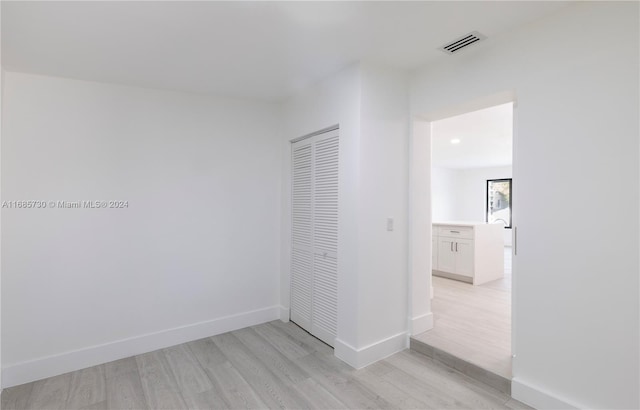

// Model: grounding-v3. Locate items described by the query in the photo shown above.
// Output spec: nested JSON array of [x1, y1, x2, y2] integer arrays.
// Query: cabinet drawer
[[437, 226, 474, 239]]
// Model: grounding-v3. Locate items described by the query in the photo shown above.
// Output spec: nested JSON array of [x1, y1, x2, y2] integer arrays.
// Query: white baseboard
[[410, 312, 433, 335], [335, 331, 408, 369], [279, 305, 290, 322], [512, 378, 581, 409], [2, 305, 280, 388]]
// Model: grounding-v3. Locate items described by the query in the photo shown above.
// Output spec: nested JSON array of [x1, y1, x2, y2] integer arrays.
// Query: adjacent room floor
[[1, 320, 531, 410], [413, 247, 512, 379]]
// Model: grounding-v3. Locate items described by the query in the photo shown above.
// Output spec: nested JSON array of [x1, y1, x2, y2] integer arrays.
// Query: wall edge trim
[[334, 331, 409, 369], [511, 377, 582, 409]]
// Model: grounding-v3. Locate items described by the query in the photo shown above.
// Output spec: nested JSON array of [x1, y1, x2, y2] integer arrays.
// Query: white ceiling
[[2, 1, 570, 102], [432, 103, 513, 169]]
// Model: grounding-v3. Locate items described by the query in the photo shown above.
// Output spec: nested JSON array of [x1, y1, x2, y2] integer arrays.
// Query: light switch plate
[[387, 217, 394, 231]]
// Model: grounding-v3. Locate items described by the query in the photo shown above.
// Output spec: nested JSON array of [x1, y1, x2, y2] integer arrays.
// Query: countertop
[[433, 221, 498, 227]]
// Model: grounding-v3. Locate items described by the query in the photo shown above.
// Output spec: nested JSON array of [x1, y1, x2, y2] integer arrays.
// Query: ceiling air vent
[[439, 31, 487, 54]]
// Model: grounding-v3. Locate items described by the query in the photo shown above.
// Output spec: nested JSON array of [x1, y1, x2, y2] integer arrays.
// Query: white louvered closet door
[[291, 138, 313, 332], [290, 129, 339, 347]]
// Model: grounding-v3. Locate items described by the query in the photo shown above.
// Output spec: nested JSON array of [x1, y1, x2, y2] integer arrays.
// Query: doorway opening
[[410, 99, 514, 393]]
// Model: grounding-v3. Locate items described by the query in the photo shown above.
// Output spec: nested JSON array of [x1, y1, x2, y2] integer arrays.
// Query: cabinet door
[[437, 238, 456, 273], [455, 238, 474, 278]]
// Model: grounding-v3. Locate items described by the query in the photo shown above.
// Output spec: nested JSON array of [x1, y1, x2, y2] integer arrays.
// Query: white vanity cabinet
[[432, 222, 504, 285]]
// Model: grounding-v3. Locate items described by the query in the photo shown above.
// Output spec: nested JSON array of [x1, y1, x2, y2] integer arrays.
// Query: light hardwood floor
[[1, 319, 531, 410], [413, 248, 512, 379]]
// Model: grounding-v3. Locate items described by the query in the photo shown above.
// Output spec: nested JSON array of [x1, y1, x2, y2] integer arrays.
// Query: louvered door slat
[[291, 248, 312, 327], [290, 130, 338, 347], [292, 144, 313, 249], [290, 142, 313, 329], [310, 133, 338, 346], [312, 254, 338, 339], [313, 135, 339, 256]]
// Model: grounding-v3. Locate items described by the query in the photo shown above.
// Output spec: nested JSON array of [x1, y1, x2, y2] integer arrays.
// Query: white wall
[[409, 120, 434, 334], [1, 5, 4, 390], [431, 167, 457, 222], [0, 63, 4, 392], [1, 72, 282, 387], [280, 64, 362, 351], [281, 63, 411, 368], [411, 2, 639, 409], [356, 63, 409, 357]]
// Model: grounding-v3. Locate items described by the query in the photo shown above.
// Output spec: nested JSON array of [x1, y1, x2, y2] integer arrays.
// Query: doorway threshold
[[410, 336, 511, 395]]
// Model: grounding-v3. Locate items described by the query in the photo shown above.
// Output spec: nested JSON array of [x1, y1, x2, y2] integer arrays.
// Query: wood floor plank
[[135, 350, 187, 410], [292, 378, 346, 410], [26, 373, 72, 410], [105, 366, 148, 410], [212, 332, 312, 409], [351, 364, 430, 409], [66, 365, 107, 409], [380, 367, 465, 409], [233, 326, 309, 383], [410, 340, 511, 394], [294, 351, 393, 409], [180, 388, 231, 410], [353, 360, 395, 378], [1, 383, 34, 410], [253, 322, 312, 360], [104, 357, 138, 380], [269, 320, 333, 356], [387, 350, 509, 407], [187, 337, 228, 369], [188, 337, 267, 409], [163, 344, 214, 396], [80, 400, 107, 410]]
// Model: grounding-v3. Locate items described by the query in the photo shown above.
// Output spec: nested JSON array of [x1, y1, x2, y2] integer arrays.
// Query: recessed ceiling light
[[450, 138, 461, 144]]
